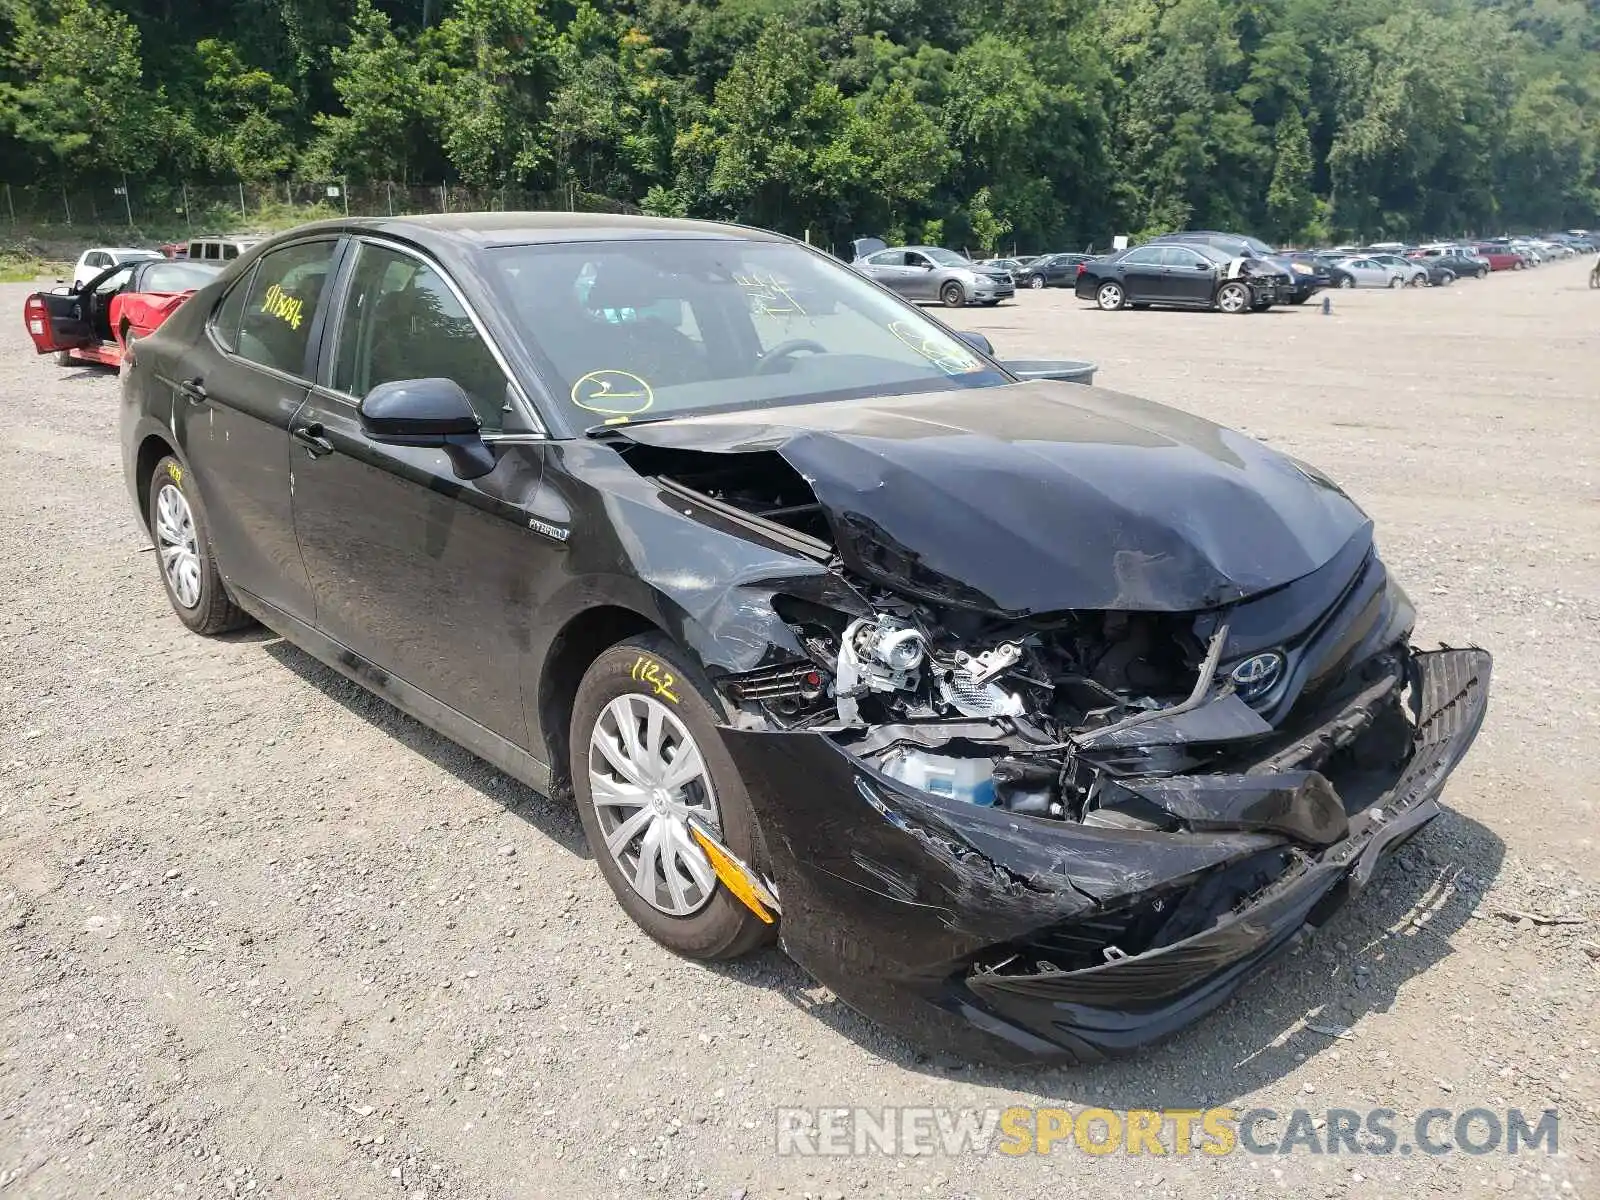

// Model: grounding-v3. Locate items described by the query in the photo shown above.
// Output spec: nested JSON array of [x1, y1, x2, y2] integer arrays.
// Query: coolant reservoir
[[880, 750, 996, 806]]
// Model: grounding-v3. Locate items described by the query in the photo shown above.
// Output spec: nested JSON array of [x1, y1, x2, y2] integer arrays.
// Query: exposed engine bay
[[634, 439, 1411, 835]]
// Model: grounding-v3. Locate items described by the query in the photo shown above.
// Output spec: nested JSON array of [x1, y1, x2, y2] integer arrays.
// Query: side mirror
[[358, 378, 496, 481], [955, 330, 994, 356]]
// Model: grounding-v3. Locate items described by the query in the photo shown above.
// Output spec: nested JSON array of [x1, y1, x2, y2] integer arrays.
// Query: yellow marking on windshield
[[571, 369, 655, 416], [888, 320, 980, 375], [735, 271, 806, 318]]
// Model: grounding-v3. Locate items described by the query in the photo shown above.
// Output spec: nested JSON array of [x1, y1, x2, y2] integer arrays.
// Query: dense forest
[[1, 0, 1597, 249]]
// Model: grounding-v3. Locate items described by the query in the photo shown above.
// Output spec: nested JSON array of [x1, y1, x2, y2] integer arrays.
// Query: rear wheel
[[939, 281, 966, 307], [1095, 281, 1125, 311], [571, 634, 775, 961], [146, 455, 252, 635], [1388, 275, 1403, 288], [54, 349, 75, 366], [1216, 281, 1251, 314]]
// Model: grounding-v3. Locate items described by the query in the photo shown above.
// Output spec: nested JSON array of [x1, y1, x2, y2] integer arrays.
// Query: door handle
[[291, 423, 335, 458], [179, 377, 208, 405]]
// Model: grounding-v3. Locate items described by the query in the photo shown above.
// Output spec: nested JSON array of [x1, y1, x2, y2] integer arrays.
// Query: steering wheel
[[755, 338, 826, 375]]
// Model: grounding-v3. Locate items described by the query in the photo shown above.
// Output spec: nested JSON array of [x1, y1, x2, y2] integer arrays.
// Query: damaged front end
[[605, 385, 1492, 1063]]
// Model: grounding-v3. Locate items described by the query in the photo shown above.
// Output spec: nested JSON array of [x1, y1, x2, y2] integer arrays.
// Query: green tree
[[1266, 107, 1318, 241], [1, 0, 158, 177], [305, 0, 436, 181], [704, 20, 852, 232]]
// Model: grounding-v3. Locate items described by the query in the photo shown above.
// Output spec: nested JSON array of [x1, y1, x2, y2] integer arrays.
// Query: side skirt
[[231, 587, 554, 796]]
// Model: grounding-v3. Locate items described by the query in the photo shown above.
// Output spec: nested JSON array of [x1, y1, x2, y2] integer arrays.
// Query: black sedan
[[120, 213, 1490, 1065], [1015, 253, 1097, 289], [1075, 243, 1293, 313]]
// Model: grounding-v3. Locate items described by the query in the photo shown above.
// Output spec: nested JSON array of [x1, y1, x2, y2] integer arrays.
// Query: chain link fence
[[1, 178, 638, 232]]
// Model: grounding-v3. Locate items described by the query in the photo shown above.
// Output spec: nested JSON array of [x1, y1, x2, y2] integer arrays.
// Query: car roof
[[255, 213, 790, 253], [92, 246, 157, 256]]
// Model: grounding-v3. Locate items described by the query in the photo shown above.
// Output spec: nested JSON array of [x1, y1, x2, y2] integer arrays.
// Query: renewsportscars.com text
[[774, 1106, 1559, 1158]]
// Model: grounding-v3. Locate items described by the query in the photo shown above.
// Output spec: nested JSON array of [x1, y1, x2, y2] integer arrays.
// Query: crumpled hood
[[615, 380, 1371, 614]]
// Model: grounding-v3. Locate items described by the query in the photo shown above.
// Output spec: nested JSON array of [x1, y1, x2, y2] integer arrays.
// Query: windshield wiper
[[583, 414, 679, 439]]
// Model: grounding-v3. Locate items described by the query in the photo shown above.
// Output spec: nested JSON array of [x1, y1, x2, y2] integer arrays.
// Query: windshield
[[922, 248, 972, 267], [484, 239, 1009, 429], [1239, 236, 1276, 257], [143, 262, 222, 291]]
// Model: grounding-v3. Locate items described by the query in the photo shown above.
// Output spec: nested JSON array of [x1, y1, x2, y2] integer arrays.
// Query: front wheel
[[1216, 281, 1251, 313], [1388, 275, 1403, 288], [1095, 281, 1126, 311], [146, 455, 252, 635], [939, 281, 966, 307], [1028, 275, 1045, 289], [571, 634, 775, 961], [1337, 275, 1354, 289]]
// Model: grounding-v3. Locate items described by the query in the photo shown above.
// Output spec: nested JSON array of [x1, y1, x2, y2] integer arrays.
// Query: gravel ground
[[1, 261, 1596, 1199]]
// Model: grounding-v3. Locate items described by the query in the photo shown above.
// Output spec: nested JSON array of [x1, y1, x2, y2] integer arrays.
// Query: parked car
[[851, 239, 1015, 306], [68, 246, 163, 290], [1409, 249, 1489, 279], [186, 236, 264, 263], [1015, 253, 1098, 289], [25, 258, 223, 367], [1075, 242, 1292, 312], [1148, 232, 1326, 304], [118, 212, 1488, 1065], [1472, 244, 1527, 271], [1324, 257, 1407, 288], [975, 257, 1025, 280], [1364, 254, 1432, 286]]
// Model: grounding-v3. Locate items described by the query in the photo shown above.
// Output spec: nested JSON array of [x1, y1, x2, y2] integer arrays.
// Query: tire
[[54, 349, 75, 366], [1477, 267, 1488, 279], [1028, 275, 1045, 289], [146, 455, 252, 635], [1388, 275, 1403, 288], [1216, 281, 1251, 314], [570, 633, 775, 961], [1095, 281, 1125, 311], [1513, 261, 1524, 270], [1337, 275, 1354, 289], [939, 281, 965, 308], [1437, 271, 1455, 287]]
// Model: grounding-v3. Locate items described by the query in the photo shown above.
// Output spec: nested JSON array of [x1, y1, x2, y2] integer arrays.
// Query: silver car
[[1366, 254, 1431, 286], [851, 240, 1016, 307], [1327, 256, 1407, 288]]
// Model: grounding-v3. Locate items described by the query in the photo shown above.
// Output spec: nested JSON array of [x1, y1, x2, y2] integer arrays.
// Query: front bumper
[[722, 647, 1489, 1064]]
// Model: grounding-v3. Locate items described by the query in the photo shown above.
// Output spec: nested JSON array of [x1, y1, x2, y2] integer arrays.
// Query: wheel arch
[[538, 604, 662, 799], [134, 432, 180, 532]]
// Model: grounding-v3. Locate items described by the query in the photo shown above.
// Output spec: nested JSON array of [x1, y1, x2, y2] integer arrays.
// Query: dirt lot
[[1, 261, 1597, 1200]]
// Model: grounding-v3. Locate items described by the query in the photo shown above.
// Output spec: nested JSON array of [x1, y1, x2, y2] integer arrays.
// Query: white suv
[[69, 247, 163, 290]]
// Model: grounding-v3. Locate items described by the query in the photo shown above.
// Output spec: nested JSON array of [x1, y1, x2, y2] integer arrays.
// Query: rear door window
[[233, 241, 338, 378]]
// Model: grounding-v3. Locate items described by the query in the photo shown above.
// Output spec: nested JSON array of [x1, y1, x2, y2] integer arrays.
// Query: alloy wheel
[[1096, 283, 1124, 311], [1029, 275, 1045, 289], [1217, 283, 1249, 313], [588, 693, 722, 917], [154, 482, 202, 609]]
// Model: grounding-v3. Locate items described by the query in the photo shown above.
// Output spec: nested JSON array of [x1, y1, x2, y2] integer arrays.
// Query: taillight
[[1076, 263, 1087, 276]]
